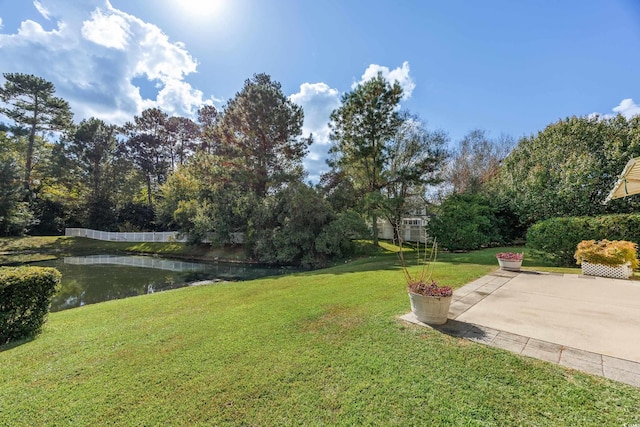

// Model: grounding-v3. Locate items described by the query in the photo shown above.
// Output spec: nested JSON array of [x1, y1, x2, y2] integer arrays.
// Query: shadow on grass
[[401, 313, 491, 341], [289, 244, 527, 278], [0, 336, 35, 353], [432, 319, 489, 341], [296, 254, 404, 277]]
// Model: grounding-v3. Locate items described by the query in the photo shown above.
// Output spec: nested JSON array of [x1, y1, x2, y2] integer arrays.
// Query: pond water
[[30, 255, 295, 312]]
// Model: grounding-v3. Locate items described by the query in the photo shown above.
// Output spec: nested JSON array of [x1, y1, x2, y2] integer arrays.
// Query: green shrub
[[526, 214, 640, 266], [427, 193, 500, 251], [0, 266, 62, 344], [250, 184, 367, 267], [86, 196, 117, 231], [117, 201, 156, 232], [589, 214, 640, 240]]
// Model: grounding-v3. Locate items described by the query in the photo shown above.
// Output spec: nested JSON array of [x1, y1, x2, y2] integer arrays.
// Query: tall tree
[[214, 73, 311, 197], [384, 114, 449, 240], [492, 114, 640, 226], [447, 129, 514, 195], [197, 104, 218, 153], [0, 73, 72, 195], [65, 118, 121, 201], [328, 72, 403, 245], [123, 107, 170, 208], [0, 131, 34, 235], [166, 116, 199, 170]]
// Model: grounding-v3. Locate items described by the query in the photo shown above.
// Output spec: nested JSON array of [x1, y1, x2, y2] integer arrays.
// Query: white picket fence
[[64, 255, 207, 272], [65, 228, 187, 243], [64, 228, 245, 244]]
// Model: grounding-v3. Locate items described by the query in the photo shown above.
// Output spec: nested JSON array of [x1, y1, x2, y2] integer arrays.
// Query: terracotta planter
[[408, 292, 452, 325], [497, 258, 522, 271]]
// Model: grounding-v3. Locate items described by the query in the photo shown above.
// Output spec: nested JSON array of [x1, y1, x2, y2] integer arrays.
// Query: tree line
[[0, 72, 450, 266], [428, 115, 640, 251], [2, 71, 638, 264]]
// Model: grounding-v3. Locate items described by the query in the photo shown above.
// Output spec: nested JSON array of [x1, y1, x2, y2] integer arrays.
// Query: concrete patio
[[401, 269, 640, 388]]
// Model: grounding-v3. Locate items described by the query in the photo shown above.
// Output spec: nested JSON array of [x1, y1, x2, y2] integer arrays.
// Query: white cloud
[[15, 19, 65, 40], [612, 98, 640, 119], [131, 20, 198, 82], [353, 61, 415, 100], [0, 17, 3, 30], [292, 63, 414, 183], [81, 8, 130, 50], [0, 0, 214, 124], [33, 1, 51, 20], [156, 79, 207, 116], [290, 82, 341, 183], [591, 98, 640, 120], [290, 82, 340, 136]]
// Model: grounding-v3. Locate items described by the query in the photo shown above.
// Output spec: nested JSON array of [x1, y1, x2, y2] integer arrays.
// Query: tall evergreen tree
[[214, 73, 311, 198], [0, 73, 72, 196], [166, 116, 200, 170], [123, 107, 170, 208], [0, 131, 34, 235], [65, 118, 121, 201], [197, 104, 219, 153], [328, 72, 403, 245]]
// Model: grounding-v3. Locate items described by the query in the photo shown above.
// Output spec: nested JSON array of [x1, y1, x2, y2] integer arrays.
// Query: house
[[377, 217, 429, 243]]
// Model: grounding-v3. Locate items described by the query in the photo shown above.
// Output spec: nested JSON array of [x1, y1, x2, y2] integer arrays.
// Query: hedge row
[[0, 266, 61, 345], [526, 214, 640, 266]]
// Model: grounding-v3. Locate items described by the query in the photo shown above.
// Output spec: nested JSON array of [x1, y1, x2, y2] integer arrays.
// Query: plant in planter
[[496, 252, 524, 271], [574, 239, 638, 279], [398, 238, 452, 325]]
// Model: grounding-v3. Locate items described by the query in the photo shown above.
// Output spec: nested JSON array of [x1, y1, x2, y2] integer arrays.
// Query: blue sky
[[1, 0, 639, 181]]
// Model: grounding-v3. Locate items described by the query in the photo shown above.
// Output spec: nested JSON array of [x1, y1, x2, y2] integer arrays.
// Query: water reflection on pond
[[31, 255, 294, 312]]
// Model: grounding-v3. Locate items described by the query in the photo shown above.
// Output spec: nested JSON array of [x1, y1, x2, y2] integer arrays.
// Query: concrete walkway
[[401, 269, 640, 388]]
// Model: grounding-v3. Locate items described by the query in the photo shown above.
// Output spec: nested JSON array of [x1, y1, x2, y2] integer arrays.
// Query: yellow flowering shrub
[[574, 239, 639, 269]]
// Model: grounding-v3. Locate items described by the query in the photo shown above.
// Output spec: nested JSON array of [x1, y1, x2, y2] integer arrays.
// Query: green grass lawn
[[1, 241, 639, 425]]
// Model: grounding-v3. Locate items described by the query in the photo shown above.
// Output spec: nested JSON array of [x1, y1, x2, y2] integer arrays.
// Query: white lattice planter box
[[581, 261, 633, 279]]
